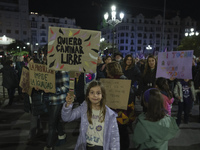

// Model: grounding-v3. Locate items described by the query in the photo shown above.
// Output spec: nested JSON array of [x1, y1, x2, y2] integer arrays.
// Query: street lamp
[[185, 28, 199, 37], [104, 5, 124, 56]]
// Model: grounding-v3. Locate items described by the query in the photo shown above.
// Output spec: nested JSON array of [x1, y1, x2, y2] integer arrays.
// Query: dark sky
[[29, 0, 199, 30]]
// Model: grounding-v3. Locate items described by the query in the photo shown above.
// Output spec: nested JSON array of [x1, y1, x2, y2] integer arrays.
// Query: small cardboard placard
[[19, 67, 32, 96], [29, 63, 56, 93], [100, 78, 131, 110]]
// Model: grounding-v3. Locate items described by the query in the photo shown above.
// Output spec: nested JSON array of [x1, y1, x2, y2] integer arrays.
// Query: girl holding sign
[[106, 61, 135, 150], [61, 80, 120, 150]]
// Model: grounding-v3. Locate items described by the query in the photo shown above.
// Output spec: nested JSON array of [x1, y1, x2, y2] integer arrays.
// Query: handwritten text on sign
[[47, 27, 101, 73], [156, 50, 193, 79], [19, 67, 32, 96], [29, 63, 56, 93], [100, 78, 131, 110]]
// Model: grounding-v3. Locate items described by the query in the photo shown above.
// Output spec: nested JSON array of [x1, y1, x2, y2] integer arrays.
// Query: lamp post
[[104, 5, 124, 56], [185, 28, 199, 37], [146, 45, 152, 55]]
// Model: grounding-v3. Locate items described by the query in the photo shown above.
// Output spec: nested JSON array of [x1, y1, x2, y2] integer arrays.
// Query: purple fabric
[[144, 88, 157, 103], [61, 101, 120, 150]]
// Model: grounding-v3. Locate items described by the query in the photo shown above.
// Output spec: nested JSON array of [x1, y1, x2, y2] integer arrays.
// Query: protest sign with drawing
[[47, 27, 101, 73], [156, 50, 193, 79], [29, 63, 56, 93], [19, 67, 32, 96], [100, 78, 131, 110]]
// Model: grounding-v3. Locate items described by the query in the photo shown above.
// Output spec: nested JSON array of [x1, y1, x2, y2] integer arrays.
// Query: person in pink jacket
[[155, 77, 174, 116]]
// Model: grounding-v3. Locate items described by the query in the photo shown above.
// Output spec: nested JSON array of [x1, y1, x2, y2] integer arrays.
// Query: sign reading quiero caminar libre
[[156, 50, 193, 79], [47, 27, 101, 73], [29, 62, 56, 93]]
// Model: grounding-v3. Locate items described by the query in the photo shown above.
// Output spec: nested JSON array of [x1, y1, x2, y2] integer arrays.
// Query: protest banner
[[156, 50, 193, 79], [100, 78, 131, 110], [19, 67, 32, 96], [29, 63, 56, 93], [47, 27, 101, 73]]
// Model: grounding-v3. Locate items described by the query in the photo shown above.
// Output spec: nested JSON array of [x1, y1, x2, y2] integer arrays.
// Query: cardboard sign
[[100, 78, 131, 110], [29, 63, 56, 93], [19, 67, 32, 96], [47, 27, 101, 73], [156, 50, 193, 79]]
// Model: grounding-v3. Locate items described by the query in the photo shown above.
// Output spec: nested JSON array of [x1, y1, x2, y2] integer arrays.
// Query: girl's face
[[88, 86, 102, 107], [126, 57, 132, 66], [105, 57, 112, 64], [148, 57, 156, 69]]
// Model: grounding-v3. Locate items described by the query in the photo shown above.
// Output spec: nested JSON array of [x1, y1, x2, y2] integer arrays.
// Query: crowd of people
[[1, 51, 200, 150]]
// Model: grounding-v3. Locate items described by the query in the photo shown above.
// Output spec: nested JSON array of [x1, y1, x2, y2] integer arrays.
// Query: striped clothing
[[48, 71, 69, 105]]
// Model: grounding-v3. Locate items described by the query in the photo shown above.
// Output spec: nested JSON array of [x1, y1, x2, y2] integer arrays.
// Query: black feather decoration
[[49, 59, 56, 68], [84, 35, 91, 42], [91, 49, 99, 53], [59, 28, 64, 35]]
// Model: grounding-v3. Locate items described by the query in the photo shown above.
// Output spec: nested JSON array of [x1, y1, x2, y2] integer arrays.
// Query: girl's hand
[[178, 96, 182, 100], [65, 93, 74, 107]]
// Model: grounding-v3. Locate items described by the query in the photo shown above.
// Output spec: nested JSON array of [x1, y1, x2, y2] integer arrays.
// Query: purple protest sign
[[156, 50, 193, 79]]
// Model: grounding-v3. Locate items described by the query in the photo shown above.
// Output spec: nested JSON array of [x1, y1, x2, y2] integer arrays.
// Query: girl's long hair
[[155, 77, 173, 99], [145, 89, 166, 122], [143, 55, 157, 76], [85, 80, 106, 124], [122, 54, 135, 70]]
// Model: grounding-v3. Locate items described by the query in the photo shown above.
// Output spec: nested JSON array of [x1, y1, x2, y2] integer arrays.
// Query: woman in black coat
[[0, 60, 19, 105]]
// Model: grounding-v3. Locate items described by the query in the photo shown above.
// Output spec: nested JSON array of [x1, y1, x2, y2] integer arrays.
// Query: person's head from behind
[[17, 55, 24, 62], [155, 77, 173, 98], [4, 60, 13, 67], [106, 61, 123, 78], [85, 80, 106, 124], [143, 88, 166, 122]]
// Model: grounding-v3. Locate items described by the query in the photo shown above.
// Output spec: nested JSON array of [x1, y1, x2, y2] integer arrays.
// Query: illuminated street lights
[[104, 5, 124, 56], [185, 28, 199, 37]]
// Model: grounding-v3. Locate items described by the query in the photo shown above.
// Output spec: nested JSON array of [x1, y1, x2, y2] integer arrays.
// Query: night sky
[[29, 0, 199, 30]]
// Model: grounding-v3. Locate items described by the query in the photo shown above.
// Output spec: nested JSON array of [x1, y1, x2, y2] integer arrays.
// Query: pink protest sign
[[156, 50, 193, 79]]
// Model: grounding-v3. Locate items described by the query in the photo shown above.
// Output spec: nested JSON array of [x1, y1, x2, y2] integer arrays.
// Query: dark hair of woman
[[85, 80, 106, 124], [103, 55, 112, 63], [143, 55, 157, 76], [155, 77, 173, 99], [145, 89, 166, 122], [122, 54, 135, 70]]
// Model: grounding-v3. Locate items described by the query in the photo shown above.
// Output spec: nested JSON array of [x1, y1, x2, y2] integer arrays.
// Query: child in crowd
[[174, 79, 196, 126], [155, 77, 174, 116], [61, 80, 120, 150], [132, 88, 179, 150]]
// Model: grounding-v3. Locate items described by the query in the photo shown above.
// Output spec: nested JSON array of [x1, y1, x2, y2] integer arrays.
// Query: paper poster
[[19, 67, 32, 96], [100, 78, 131, 110], [47, 27, 101, 73], [29, 63, 56, 93], [156, 50, 193, 79]]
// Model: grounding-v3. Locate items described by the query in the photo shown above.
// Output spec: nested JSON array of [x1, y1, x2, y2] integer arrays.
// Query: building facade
[[0, 0, 30, 45], [101, 13, 197, 57], [0, 0, 80, 53], [29, 12, 80, 52]]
